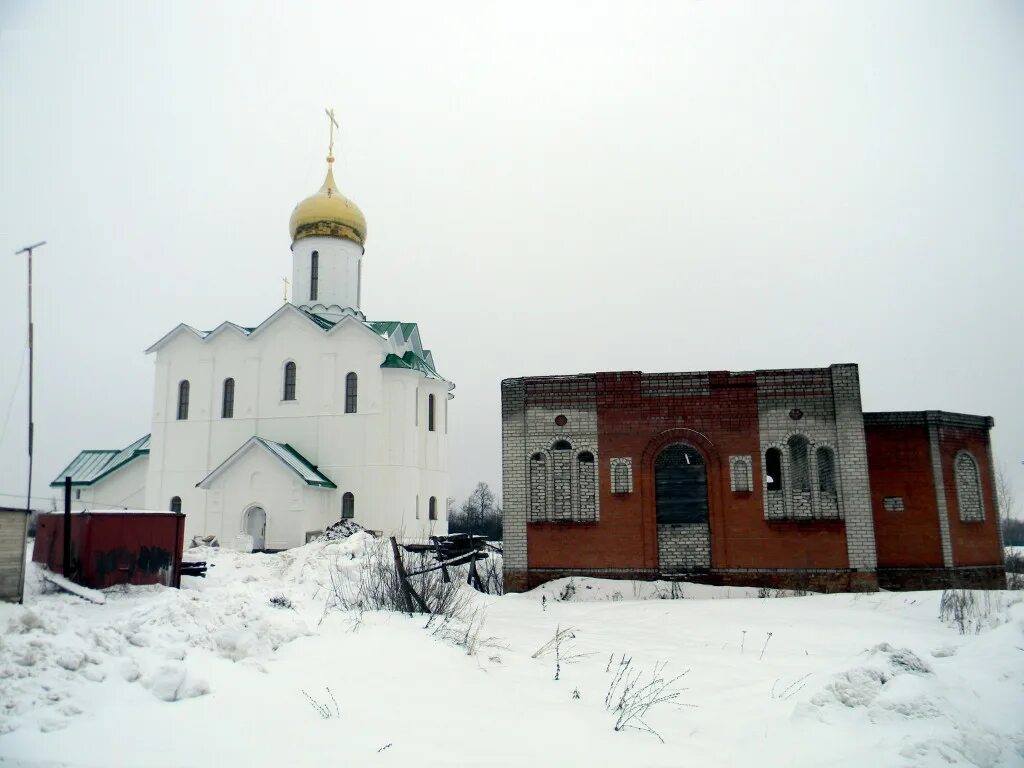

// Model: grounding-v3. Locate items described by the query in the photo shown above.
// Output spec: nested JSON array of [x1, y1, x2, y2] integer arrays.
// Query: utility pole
[[15, 241, 45, 515]]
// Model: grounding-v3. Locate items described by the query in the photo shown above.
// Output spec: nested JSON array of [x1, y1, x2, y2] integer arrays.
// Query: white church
[[51, 124, 453, 550]]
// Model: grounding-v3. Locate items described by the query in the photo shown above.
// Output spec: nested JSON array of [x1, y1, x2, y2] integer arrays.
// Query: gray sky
[[1, 0, 1022, 514]]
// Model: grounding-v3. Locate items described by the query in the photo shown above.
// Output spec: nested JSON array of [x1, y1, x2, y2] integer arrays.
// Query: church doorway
[[243, 506, 267, 550], [654, 443, 711, 571]]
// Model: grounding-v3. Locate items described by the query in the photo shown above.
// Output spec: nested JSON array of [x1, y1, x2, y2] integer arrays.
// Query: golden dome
[[288, 158, 367, 246]]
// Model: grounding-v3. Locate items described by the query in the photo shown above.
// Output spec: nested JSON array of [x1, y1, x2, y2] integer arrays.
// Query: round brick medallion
[[554, 414, 568, 427], [789, 408, 804, 421]]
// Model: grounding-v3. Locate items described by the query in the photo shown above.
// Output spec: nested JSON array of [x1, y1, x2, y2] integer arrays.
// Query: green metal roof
[[50, 435, 151, 487], [380, 350, 442, 379]]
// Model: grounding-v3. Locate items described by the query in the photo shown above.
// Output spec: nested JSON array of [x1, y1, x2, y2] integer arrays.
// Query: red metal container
[[33, 512, 186, 589]]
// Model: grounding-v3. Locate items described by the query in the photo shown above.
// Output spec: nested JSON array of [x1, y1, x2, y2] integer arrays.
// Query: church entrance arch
[[243, 506, 267, 550], [653, 443, 711, 572]]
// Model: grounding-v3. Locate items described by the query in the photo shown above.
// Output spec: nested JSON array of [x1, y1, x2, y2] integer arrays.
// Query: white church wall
[[72, 457, 149, 511], [144, 305, 451, 546], [292, 236, 363, 311]]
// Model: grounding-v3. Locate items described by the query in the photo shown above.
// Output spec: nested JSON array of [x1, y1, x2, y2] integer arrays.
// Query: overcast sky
[[1, 0, 1022, 514]]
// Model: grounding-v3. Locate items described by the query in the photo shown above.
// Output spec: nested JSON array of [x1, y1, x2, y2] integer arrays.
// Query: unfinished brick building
[[501, 364, 1004, 592]]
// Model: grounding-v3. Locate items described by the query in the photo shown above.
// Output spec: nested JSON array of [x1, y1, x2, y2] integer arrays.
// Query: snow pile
[[2, 537, 1023, 766]]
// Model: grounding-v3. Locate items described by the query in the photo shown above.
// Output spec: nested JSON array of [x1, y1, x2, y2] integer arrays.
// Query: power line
[[0, 348, 27, 449]]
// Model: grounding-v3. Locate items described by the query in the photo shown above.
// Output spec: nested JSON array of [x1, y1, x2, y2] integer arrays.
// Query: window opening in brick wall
[[577, 451, 596, 522], [529, 452, 547, 520], [788, 435, 810, 492], [765, 448, 782, 491], [342, 492, 355, 519], [611, 459, 633, 494], [954, 451, 984, 521], [883, 496, 905, 512], [552, 441, 573, 520], [729, 456, 753, 492], [816, 447, 836, 494], [655, 444, 708, 524]]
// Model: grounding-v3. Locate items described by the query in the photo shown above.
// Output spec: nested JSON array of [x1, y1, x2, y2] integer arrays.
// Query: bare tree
[[450, 482, 503, 539]]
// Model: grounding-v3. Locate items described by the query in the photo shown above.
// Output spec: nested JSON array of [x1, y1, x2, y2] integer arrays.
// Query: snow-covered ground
[[2, 536, 1022, 767]]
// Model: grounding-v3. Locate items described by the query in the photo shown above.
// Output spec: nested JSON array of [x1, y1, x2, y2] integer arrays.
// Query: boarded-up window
[[955, 452, 984, 522], [655, 444, 708, 524]]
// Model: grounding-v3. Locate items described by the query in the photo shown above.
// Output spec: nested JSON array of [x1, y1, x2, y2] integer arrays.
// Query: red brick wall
[[865, 424, 944, 568], [526, 370, 850, 572], [938, 428, 1002, 567]]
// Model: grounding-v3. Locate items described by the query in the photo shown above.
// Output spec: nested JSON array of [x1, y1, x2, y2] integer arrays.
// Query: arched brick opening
[[640, 429, 723, 574]]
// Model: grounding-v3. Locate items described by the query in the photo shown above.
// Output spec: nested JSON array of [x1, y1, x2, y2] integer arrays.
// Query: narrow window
[[788, 435, 810, 492], [345, 372, 358, 413], [342, 492, 355, 519], [75, 489, 81, 500], [170, 496, 182, 513], [765, 448, 783, 491], [817, 447, 836, 494], [310, 251, 319, 301], [176, 380, 190, 420], [222, 377, 235, 418], [416, 494, 420, 520], [283, 362, 296, 401], [577, 451, 596, 521], [552, 440, 573, 520], [529, 452, 547, 520], [428, 394, 436, 432], [429, 496, 437, 521], [955, 452, 984, 521], [414, 387, 419, 426]]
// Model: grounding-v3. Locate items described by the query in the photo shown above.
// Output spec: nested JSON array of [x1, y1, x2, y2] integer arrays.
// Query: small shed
[[33, 511, 185, 589], [0, 506, 31, 603]]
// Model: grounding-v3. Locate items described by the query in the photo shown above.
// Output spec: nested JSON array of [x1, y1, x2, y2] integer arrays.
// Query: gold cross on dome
[[325, 108, 339, 160]]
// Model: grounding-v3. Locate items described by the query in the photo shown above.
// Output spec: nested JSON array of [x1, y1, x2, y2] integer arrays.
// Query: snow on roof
[[195, 436, 336, 490]]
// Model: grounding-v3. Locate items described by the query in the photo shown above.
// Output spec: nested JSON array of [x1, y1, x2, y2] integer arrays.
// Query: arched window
[[552, 440, 573, 520], [429, 496, 437, 520], [283, 362, 297, 401], [577, 451, 596, 521], [428, 394, 436, 432], [788, 435, 810, 492], [169, 496, 182, 513], [529, 452, 547, 520], [310, 250, 319, 301], [342, 492, 355, 519], [222, 378, 235, 419], [955, 452, 984, 521], [765, 448, 783, 491], [654, 444, 708, 524], [817, 447, 836, 494], [345, 372, 358, 413], [176, 380, 190, 420]]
